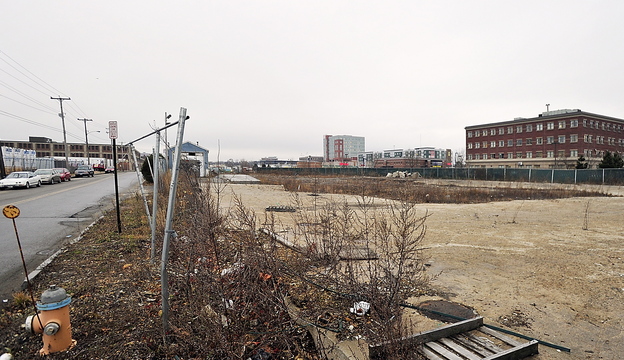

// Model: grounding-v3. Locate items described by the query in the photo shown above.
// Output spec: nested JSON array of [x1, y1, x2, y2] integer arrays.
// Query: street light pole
[[78, 118, 93, 165]]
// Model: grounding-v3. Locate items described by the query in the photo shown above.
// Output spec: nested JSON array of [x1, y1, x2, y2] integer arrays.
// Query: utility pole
[[78, 118, 93, 165], [51, 96, 71, 167]]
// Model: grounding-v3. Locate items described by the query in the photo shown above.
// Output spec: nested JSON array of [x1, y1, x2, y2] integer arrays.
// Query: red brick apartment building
[[465, 109, 624, 169]]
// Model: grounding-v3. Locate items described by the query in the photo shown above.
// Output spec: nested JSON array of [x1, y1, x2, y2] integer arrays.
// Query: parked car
[[93, 164, 105, 172], [54, 168, 72, 181], [104, 166, 115, 173], [34, 169, 62, 184], [74, 165, 95, 177], [0, 171, 41, 189]]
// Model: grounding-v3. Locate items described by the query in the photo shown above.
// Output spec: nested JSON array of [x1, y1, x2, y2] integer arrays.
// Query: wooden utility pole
[[51, 96, 71, 167], [77, 118, 93, 165]]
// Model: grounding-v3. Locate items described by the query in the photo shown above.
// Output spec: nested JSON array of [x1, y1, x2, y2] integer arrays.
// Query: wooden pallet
[[369, 317, 538, 360]]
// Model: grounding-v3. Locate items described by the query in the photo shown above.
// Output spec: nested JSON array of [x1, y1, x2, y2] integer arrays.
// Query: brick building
[[465, 109, 624, 169]]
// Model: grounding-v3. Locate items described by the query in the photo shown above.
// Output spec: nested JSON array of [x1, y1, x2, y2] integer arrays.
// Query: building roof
[[178, 142, 209, 153], [465, 110, 624, 130]]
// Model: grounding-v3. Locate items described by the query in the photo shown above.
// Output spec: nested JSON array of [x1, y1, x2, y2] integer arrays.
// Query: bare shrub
[[159, 169, 431, 358], [285, 190, 430, 358], [161, 169, 315, 359]]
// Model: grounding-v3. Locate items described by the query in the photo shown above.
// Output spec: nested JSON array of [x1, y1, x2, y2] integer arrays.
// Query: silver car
[[34, 168, 62, 184], [0, 171, 42, 189]]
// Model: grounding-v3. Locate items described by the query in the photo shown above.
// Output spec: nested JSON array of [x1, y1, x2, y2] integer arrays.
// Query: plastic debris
[[350, 301, 370, 316]]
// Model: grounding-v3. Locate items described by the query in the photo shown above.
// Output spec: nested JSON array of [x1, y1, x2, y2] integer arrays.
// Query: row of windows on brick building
[[468, 135, 623, 149], [467, 119, 623, 137]]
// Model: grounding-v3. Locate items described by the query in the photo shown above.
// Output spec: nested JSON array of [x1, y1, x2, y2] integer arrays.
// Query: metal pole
[[78, 118, 93, 165], [9, 216, 44, 330], [161, 107, 188, 338], [112, 138, 122, 233], [130, 144, 152, 229], [0, 146, 6, 178], [51, 97, 71, 167], [151, 131, 160, 262], [164, 112, 171, 170]]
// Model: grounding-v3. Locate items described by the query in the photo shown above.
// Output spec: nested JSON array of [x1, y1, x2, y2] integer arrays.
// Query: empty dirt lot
[[217, 179, 624, 360]]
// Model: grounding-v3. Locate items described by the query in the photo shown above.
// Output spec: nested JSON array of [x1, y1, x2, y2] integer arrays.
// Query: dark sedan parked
[[74, 165, 94, 177]]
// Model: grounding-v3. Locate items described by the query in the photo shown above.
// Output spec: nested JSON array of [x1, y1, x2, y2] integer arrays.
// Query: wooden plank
[[483, 340, 539, 360], [451, 334, 496, 357], [370, 317, 483, 349], [439, 338, 482, 360], [479, 327, 523, 347], [420, 346, 447, 360], [463, 333, 505, 354], [425, 342, 464, 360]]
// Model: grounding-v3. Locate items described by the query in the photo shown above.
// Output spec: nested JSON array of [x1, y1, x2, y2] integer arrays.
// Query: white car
[[34, 169, 62, 184], [0, 171, 42, 190]]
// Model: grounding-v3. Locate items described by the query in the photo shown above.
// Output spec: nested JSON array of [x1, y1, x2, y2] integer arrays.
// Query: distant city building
[[323, 135, 365, 162], [465, 109, 624, 168], [361, 147, 452, 168], [0, 137, 134, 161], [297, 155, 323, 168], [257, 157, 297, 168]]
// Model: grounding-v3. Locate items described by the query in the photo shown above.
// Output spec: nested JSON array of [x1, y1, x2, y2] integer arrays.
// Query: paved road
[[0, 172, 140, 303]]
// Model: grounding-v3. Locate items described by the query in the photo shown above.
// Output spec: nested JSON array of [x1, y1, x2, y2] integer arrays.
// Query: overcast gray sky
[[2, 1, 624, 161]]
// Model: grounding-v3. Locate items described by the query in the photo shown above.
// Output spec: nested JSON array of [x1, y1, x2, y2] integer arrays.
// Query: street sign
[[108, 121, 118, 139]]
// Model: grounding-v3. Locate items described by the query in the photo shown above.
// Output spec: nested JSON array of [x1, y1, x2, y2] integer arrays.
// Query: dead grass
[[254, 174, 610, 203]]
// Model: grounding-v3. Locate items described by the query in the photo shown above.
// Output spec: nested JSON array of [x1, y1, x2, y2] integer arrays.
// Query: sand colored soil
[[216, 179, 624, 360]]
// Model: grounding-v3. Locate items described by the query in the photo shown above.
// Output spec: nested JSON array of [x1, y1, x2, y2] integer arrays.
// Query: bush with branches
[[153, 168, 430, 359]]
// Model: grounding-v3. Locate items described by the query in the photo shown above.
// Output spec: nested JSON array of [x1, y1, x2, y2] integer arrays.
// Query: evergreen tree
[[575, 156, 588, 169], [141, 154, 155, 183], [598, 151, 624, 168]]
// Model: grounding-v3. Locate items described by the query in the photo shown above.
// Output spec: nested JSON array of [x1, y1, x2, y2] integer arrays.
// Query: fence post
[[551, 169, 554, 183], [574, 169, 577, 184], [602, 168, 605, 184]]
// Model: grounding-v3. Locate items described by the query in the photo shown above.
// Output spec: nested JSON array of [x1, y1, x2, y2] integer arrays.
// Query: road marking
[[1, 177, 111, 208]]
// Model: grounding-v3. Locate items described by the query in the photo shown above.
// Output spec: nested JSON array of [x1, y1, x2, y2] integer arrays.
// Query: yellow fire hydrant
[[25, 285, 76, 355]]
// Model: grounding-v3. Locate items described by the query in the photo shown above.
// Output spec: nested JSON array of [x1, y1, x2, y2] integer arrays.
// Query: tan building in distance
[[0, 136, 135, 162], [465, 109, 624, 169]]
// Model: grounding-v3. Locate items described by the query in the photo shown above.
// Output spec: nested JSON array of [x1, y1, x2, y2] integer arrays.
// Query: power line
[[0, 49, 67, 97], [0, 110, 83, 140], [0, 94, 57, 114], [0, 79, 57, 112], [0, 67, 54, 98]]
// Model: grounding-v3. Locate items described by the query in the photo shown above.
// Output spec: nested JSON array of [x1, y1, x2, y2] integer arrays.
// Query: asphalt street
[[0, 171, 140, 304]]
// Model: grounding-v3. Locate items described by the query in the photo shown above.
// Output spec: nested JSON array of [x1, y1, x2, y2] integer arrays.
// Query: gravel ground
[[216, 179, 624, 360]]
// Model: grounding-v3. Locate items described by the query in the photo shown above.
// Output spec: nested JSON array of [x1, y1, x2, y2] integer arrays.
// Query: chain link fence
[[258, 167, 624, 185]]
